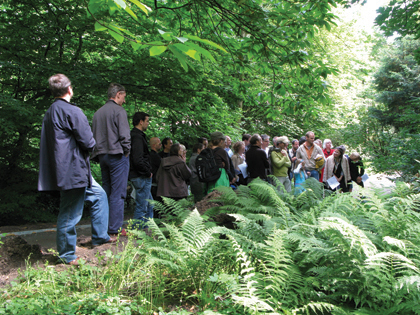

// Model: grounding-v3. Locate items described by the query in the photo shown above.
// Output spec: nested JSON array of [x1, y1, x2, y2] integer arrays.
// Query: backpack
[[196, 148, 221, 182]]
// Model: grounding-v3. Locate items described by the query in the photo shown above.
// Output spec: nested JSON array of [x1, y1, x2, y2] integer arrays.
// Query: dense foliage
[[2, 180, 420, 314], [0, 0, 363, 223]]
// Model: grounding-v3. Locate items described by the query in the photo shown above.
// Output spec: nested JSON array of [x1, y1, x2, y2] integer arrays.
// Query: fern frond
[[365, 252, 420, 275], [319, 216, 378, 258]]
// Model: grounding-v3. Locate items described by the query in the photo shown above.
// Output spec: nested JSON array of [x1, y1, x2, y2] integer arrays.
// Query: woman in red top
[[320, 139, 335, 182]]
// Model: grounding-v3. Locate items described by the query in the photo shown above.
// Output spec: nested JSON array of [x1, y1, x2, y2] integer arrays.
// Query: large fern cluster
[[203, 179, 420, 314]]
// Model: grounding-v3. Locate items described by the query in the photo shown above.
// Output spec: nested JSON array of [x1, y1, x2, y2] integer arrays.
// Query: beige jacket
[[296, 144, 325, 171], [323, 155, 351, 187]]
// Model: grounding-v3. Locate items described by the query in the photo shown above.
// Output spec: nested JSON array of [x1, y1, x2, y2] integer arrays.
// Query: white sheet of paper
[[327, 176, 340, 190], [238, 163, 248, 179], [361, 173, 369, 182]]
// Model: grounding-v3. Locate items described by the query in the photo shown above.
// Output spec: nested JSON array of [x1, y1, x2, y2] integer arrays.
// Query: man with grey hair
[[39, 74, 115, 265], [296, 131, 324, 180], [224, 135, 233, 157], [92, 83, 131, 236], [261, 134, 270, 157]]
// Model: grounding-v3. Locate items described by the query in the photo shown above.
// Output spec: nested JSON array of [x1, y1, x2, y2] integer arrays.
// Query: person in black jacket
[[347, 152, 365, 191], [129, 112, 154, 229], [245, 134, 270, 183]]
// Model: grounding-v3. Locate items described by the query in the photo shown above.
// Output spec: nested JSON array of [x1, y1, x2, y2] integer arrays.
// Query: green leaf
[[130, 41, 144, 51], [125, 6, 138, 20], [150, 46, 168, 56], [158, 29, 173, 41], [88, 0, 102, 14], [128, 0, 151, 15], [114, 0, 126, 9], [174, 44, 200, 61], [108, 25, 124, 43], [184, 35, 227, 53], [168, 46, 189, 71], [184, 42, 215, 62], [94, 22, 107, 32], [109, 2, 119, 15]]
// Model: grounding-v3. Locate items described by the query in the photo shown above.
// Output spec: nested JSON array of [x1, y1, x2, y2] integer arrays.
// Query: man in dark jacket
[[38, 74, 114, 265], [92, 83, 131, 236], [129, 112, 154, 229], [245, 134, 270, 182]]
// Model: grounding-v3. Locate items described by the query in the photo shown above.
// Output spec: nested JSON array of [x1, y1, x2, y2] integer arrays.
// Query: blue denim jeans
[[86, 177, 111, 246], [130, 176, 153, 229], [57, 187, 86, 263], [308, 170, 320, 180], [99, 154, 130, 234]]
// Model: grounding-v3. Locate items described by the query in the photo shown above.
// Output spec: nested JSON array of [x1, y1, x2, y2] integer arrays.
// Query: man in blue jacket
[[38, 74, 114, 265]]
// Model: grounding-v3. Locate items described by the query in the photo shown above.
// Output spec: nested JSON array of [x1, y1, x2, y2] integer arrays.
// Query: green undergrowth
[[2, 178, 420, 314]]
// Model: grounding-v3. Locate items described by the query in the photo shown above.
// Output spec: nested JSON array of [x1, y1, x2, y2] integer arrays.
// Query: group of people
[[37, 74, 364, 265], [184, 131, 364, 199]]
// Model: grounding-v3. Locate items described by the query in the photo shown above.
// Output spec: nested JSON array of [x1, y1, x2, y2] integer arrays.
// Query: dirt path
[[0, 192, 223, 288]]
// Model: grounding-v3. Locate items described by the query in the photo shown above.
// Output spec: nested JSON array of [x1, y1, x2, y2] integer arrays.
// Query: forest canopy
[[0, 0, 419, 223]]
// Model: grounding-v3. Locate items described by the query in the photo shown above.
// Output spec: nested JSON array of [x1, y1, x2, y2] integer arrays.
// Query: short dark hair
[[250, 134, 261, 145], [162, 137, 172, 147], [48, 74, 71, 97], [170, 143, 181, 156], [132, 112, 149, 127], [193, 143, 205, 153], [107, 83, 126, 99], [198, 137, 207, 144], [242, 134, 251, 141], [292, 139, 299, 145], [299, 136, 306, 146]]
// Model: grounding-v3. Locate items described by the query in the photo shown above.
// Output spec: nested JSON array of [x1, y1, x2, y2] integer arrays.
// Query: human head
[[333, 145, 346, 158], [250, 134, 262, 146], [349, 152, 361, 161], [323, 139, 333, 150], [150, 137, 161, 152], [276, 136, 289, 150], [107, 83, 126, 105], [198, 137, 208, 148], [314, 139, 322, 148], [261, 134, 270, 149], [169, 143, 181, 156], [132, 111, 150, 131], [272, 136, 279, 146], [292, 139, 299, 151], [305, 131, 315, 146], [242, 134, 251, 146], [162, 137, 173, 152], [48, 74, 72, 98], [233, 141, 245, 154], [299, 136, 306, 146], [179, 144, 187, 158], [210, 131, 226, 148], [192, 143, 205, 154], [225, 136, 232, 148]]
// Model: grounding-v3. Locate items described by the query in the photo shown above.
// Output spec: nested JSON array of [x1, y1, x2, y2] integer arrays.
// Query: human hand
[[356, 176, 362, 183], [150, 173, 153, 178], [292, 157, 297, 162]]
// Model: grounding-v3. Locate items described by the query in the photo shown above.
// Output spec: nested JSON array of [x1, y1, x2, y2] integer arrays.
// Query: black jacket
[[129, 128, 151, 179], [150, 149, 162, 183], [245, 145, 270, 180]]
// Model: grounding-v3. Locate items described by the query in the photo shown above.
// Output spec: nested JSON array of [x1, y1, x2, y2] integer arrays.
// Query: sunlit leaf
[[150, 45, 167, 56]]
